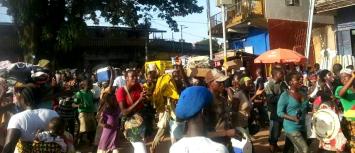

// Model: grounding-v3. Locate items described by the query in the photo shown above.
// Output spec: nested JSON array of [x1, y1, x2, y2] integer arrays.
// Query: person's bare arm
[[119, 91, 146, 116], [207, 129, 243, 139], [108, 67, 115, 89], [339, 75, 355, 97], [250, 88, 264, 101], [282, 114, 300, 123], [2, 129, 21, 153], [176, 57, 190, 87]]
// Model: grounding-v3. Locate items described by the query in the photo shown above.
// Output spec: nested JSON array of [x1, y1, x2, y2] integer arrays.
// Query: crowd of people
[[0, 59, 354, 153]]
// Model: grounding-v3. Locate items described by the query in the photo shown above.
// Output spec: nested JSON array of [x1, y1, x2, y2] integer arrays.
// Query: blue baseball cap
[[176, 86, 213, 120]]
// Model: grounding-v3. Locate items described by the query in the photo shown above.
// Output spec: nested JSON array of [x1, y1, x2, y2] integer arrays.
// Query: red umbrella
[[254, 48, 307, 63]]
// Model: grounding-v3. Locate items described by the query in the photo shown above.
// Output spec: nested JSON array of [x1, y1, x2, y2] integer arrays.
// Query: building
[[211, 0, 334, 64], [0, 23, 208, 69], [0, 22, 22, 61], [316, 0, 355, 56]]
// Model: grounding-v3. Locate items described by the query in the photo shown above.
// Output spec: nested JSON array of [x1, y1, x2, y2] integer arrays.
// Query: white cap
[[340, 68, 352, 75]]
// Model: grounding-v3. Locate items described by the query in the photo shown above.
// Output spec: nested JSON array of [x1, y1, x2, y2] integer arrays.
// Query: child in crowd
[[34, 117, 75, 153], [57, 96, 76, 137], [97, 92, 120, 153]]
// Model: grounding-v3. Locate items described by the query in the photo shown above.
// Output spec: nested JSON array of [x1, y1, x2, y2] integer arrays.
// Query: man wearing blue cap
[[170, 86, 229, 153]]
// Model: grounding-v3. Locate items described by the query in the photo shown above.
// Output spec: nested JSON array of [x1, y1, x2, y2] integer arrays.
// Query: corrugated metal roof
[[315, 0, 355, 13]]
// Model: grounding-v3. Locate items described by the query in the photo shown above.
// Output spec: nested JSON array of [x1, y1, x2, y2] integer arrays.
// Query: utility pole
[[305, 0, 315, 63], [145, 27, 149, 61], [207, 0, 213, 60], [222, 4, 227, 72], [180, 25, 188, 54]]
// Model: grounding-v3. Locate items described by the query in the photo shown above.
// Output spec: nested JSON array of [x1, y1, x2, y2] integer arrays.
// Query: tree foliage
[[0, 0, 203, 62], [196, 38, 220, 51]]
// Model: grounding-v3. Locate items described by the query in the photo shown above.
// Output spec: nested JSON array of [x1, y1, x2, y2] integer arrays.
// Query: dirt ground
[[76, 128, 287, 153]]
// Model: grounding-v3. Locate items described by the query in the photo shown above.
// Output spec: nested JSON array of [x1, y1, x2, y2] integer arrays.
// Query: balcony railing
[[210, 0, 264, 30], [210, 12, 223, 28], [315, 0, 355, 13]]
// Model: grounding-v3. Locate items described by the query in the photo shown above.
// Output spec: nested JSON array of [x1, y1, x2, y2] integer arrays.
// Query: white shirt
[[7, 109, 59, 141], [170, 137, 229, 153]]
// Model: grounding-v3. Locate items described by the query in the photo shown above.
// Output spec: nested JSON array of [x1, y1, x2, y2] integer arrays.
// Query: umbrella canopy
[[254, 48, 307, 64]]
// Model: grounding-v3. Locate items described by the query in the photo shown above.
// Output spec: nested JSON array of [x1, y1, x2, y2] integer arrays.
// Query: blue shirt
[[277, 91, 308, 133]]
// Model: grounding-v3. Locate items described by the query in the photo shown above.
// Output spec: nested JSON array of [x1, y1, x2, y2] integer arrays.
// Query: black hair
[[333, 64, 343, 74], [79, 79, 93, 90], [21, 86, 37, 108], [271, 67, 283, 76], [233, 73, 242, 81], [125, 70, 135, 78], [346, 65, 354, 70], [48, 117, 65, 136], [285, 72, 301, 85], [318, 69, 330, 82]]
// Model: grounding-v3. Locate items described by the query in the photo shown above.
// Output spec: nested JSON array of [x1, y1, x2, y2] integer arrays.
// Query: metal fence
[[210, 0, 261, 28]]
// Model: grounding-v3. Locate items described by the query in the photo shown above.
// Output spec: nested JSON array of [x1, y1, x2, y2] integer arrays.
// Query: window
[[285, 0, 300, 6], [337, 30, 352, 55]]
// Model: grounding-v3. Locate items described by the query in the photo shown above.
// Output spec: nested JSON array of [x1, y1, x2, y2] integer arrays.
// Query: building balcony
[[315, 0, 355, 14], [210, 0, 266, 38]]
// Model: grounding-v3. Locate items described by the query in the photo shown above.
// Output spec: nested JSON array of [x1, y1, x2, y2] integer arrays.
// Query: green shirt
[[335, 86, 355, 121], [277, 91, 308, 133], [74, 90, 95, 113]]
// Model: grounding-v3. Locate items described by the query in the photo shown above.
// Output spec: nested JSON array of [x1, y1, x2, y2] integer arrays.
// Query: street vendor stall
[[254, 48, 307, 76], [254, 48, 307, 64]]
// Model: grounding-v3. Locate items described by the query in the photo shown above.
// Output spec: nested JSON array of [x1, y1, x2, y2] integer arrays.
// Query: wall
[[230, 28, 270, 55], [268, 19, 315, 64], [0, 23, 23, 61], [336, 6, 355, 26], [335, 6, 355, 55], [264, 0, 334, 24], [312, 25, 336, 63]]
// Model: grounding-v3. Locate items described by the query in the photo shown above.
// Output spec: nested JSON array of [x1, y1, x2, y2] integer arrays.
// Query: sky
[[0, 0, 220, 43]]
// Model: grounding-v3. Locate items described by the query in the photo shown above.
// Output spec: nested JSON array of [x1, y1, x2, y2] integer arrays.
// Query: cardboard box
[[187, 68, 211, 78]]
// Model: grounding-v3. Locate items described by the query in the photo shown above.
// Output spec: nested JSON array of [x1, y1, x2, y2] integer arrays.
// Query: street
[[77, 128, 286, 153]]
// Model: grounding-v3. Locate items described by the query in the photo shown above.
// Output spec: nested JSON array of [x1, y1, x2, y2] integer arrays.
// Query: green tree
[[195, 38, 220, 51], [0, 0, 203, 63]]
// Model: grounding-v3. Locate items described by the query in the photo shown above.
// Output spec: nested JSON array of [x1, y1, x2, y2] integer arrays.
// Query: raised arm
[[176, 58, 190, 87], [108, 67, 115, 90], [338, 74, 355, 97]]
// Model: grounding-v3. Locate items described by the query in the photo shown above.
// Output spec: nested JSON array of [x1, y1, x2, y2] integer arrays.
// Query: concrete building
[[315, 0, 355, 56], [0, 23, 208, 69], [211, 0, 334, 64]]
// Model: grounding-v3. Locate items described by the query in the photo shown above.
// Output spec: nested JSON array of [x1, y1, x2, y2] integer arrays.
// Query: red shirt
[[115, 84, 144, 111]]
